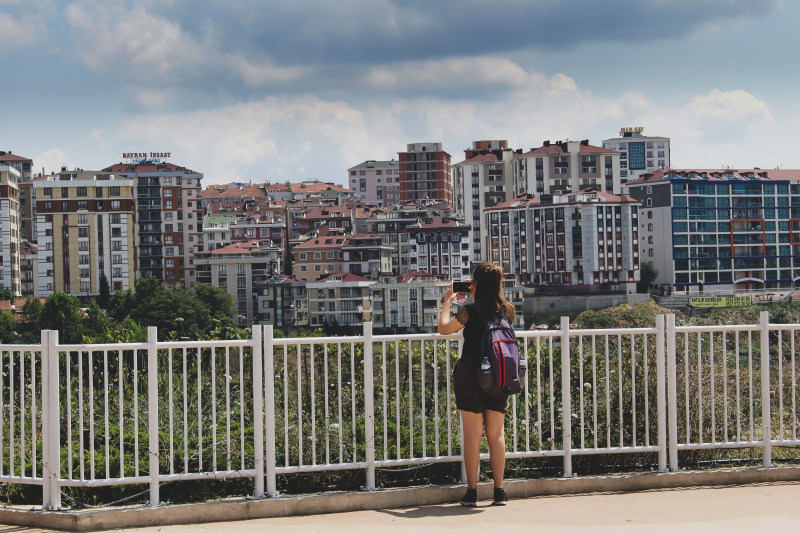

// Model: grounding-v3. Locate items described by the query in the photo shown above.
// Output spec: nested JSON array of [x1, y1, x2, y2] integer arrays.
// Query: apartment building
[[103, 160, 203, 288], [603, 127, 670, 184], [18, 178, 36, 243], [407, 216, 471, 280], [347, 159, 402, 207], [453, 140, 517, 264], [34, 170, 136, 301], [294, 206, 353, 237], [355, 201, 456, 277], [306, 272, 374, 329], [229, 214, 286, 250], [512, 140, 622, 198], [626, 168, 800, 292], [398, 143, 453, 206], [254, 275, 308, 331], [370, 271, 449, 332], [20, 241, 38, 299], [0, 151, 32, 179], [194, 239, 283, 325], [291, 226, 346, 282], [342, 234, 393, 280], [202, 213, 240, 251], [485, 190, 640, 290], [0, 165, 21, 296]]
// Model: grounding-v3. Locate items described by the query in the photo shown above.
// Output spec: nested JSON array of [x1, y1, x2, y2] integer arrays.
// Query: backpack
[[478, 309, 523, 397]]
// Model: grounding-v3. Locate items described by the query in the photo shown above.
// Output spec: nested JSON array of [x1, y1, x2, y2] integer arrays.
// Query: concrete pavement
[[11, 481, 796, 533]]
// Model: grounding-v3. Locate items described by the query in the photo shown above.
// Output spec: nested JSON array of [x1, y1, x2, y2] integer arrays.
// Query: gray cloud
[[140, 0, 779, 66]]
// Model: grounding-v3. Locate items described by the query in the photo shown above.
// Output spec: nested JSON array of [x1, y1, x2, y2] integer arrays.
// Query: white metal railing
[[0, 311, 798, 509]]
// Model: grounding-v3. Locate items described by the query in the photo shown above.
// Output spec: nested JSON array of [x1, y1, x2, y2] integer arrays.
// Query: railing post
[[252, 325, 265, 499], [459, 418, 467, 483], [41, 330, 51, 509], [41, 330, 61, 509], [560, 316, 572, 477], [655, 314, 667, 473], [264, 325, 278, 497], [760, 311, 772, 467], [363, 322, 376, 490], [147, 326, 159, 506], [666, 314, 679, 472]]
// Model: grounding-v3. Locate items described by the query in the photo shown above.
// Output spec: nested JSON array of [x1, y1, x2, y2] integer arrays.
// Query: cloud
[[364, 57, 530, 92], [35, 148, 74, 175], [0, 10, 36, 51], [114, 95, 406, 181], [63, 0, 306, 107], [687, 89, 772, 123], [58, 0, 780, 105], [104, 60, 777, 186]]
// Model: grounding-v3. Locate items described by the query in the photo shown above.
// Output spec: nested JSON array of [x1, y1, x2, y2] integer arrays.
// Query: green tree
[[194, 284, 236, 321], [83, 300, 112, 340], [638, 261, 659, 293], [0, 288, 12, 301], [17, 297, 44, 342], [0, 311, 16, 344], [40, 292, 85, 343], [98, 272, 111, 310]]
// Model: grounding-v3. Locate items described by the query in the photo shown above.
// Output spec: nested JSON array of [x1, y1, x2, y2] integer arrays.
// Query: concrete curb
[[2, 466, 799, 531]]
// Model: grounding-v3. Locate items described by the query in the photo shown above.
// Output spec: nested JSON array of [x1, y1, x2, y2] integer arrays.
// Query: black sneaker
[[460, 488, 477, 507], [492, 487, 508, 505]]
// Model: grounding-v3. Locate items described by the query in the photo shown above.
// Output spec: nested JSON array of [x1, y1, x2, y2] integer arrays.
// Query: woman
[[438, 262, 515, 506]]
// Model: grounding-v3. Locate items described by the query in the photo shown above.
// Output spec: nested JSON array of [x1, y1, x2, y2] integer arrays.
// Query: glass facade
[[670, 179, 800, 289], [628, 142, 646, 170]]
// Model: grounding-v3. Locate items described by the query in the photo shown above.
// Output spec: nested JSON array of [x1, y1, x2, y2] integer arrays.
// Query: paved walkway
[[2, 482, 798, 532]]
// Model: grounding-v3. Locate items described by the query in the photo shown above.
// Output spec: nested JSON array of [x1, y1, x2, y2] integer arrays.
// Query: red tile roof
[[465, 152, 503, 163]]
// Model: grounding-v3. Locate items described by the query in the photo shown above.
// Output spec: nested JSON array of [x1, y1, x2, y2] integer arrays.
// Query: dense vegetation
[[0, 279, 240, 344]]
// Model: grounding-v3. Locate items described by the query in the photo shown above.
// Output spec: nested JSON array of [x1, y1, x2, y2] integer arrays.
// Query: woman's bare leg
[[461, 410, 484, 488]]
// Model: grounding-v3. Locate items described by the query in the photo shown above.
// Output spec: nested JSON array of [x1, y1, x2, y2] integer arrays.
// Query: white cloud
[[364, 57, 531, 90], [114, 95, 404, 182], [0, 11, 35, 51], [34, 148, 74, 175], [687, 89, 772, 123], [103, 66, 780, 185]]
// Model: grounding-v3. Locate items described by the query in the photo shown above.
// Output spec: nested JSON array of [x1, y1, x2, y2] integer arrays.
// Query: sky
[[1, 0, 797, 186]]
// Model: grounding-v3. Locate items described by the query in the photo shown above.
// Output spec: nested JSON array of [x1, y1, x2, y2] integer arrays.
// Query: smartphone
[[453, 280, 471, 293]]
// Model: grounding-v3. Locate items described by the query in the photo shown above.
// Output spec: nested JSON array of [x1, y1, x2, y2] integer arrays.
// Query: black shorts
[[453, 360, 508, 414]]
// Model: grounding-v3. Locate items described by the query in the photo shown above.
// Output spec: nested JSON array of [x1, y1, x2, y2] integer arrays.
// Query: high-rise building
[[603, 127, 670, 184], [485, 189, 640, 289], [625, 168, 800, 293], [347, 159, 401, 207], [453, 140, 516, 264], [398, 143, 453, 206], [104, 159, 203, 288], [0, 165, 21, 296], [512, 140, 621, 197], [34, 169, 136, 302]]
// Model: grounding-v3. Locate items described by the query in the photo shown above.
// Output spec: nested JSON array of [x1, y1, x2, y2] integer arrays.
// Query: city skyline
[[2, 0, 796, 186]]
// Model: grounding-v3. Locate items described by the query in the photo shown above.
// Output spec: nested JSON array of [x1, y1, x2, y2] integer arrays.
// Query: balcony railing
[[1, 312, 796, 510]]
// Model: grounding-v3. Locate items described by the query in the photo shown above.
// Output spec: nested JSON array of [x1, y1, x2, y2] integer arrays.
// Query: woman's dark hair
[[472, 262, 515, 323]]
